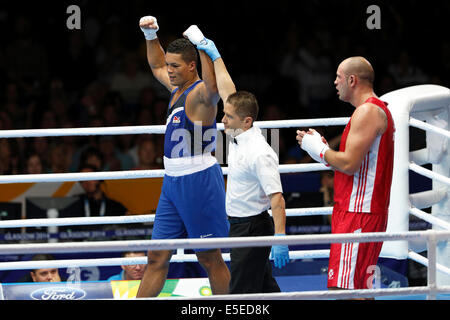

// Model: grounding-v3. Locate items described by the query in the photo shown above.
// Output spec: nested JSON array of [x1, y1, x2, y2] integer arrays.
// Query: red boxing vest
[[333, 97, 395, 216]]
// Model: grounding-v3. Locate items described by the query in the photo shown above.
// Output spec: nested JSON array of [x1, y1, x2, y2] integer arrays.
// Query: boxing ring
[[0, 84, 449, 300]]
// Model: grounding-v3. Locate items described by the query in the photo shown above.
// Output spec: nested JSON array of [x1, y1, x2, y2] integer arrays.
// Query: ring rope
[[409, 207, 450, 230], [0, 163, 329, 185], [408, 251, 450, 276], [409, 118, 450, 139], [0, 230, 448, 255], [0, 207, 333, 229], [0, 118, 351, 139], [0, 250, 331, 271], [3, 249, 450, 278], [409, 163, 450, 186], [141, 285, 450, 300]]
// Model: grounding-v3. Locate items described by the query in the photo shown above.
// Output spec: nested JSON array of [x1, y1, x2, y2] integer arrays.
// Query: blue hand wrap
[[196, 38, 221, 62], [270, 234, 290, 269]]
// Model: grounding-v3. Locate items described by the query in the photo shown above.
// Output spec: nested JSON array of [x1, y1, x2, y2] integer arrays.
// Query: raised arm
[[212, 57, 237, 103], [183, 26, 236, 103], [198, 50, 220, 106], [139, 16, 173, 92]]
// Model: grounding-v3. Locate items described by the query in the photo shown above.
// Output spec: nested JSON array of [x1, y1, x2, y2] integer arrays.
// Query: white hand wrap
[[139, 16, 159, 40], [301, 130, 330, 166], [183, 25, 207, 45]]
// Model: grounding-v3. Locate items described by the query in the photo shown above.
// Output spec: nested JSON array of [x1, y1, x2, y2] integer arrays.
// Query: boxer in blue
[[136, 16, 230, 297]]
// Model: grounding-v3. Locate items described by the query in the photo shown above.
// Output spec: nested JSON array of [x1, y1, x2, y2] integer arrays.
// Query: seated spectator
[[29, 254, 62, 282], [107, 251, 147, 281], [58, 164, 128, 234]]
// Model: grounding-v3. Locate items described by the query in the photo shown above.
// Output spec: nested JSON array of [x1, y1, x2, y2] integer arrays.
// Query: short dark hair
[[226, 91, 259, 122], [167, 38, 198, 64], [31, 254, 55, 272]]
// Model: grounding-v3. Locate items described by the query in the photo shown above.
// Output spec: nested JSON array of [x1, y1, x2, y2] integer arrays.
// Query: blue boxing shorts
[[152, 163, 229, 252]]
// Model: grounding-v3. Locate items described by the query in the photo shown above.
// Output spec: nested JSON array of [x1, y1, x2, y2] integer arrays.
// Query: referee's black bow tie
[[232, 138, 238, 145]]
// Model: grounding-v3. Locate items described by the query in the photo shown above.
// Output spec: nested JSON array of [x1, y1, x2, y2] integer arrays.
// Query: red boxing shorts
[[327, 208, 388, 289]]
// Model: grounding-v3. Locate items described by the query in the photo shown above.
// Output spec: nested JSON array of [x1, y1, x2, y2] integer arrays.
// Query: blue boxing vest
[[163, 80, 218, 176]]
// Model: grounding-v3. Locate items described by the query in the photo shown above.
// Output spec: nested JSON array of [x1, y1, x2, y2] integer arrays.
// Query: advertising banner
[[0, 278, 212, 300]]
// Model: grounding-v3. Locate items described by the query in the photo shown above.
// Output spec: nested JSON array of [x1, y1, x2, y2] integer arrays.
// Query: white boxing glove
[[183, 25, 207, 46], [301, 130, 330, 166], [139, 16, 159, 40]]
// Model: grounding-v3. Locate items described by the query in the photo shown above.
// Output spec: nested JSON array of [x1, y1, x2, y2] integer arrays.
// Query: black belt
[[228, 211, 269, 225]]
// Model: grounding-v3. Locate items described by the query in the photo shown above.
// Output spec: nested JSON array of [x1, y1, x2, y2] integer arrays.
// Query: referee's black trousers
[[228, 211, 280, 294]]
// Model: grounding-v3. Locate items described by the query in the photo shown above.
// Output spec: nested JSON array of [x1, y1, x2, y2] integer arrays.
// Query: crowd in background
[[0, 1, 448, 175], [0, 0, 446, 286]]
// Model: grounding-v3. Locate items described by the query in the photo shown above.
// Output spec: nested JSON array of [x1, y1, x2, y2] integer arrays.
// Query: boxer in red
[[296, 57, 395, 291]]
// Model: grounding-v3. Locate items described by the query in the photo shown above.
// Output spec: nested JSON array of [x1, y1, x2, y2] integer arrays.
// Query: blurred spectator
[[153, 98, 170, 124], [94, 20, 126, 82], [137, 87, 156, 112], [0, 111, 13, 130], [39, 110, 58, 129], [25, 152, 44, 174], [107, 251, 147, 281], [57, 31, 96, 92], [133, 137, 161, 170], [376, 74, 396, 96], [99, 136, 134, 171], [388, 51, 429, 88], [29, 254, 62, 283], [48, 92, 70, 126], [78, 146, 104, 171], [320, 170, 334, 207], [4, 16, 48, 92], [0, 139, 20, 174], [280, 35, 334, 118], [3, 81, 26, 127], [116, 120, 138, 166], [77, 163, 127, 216], [110, 52, 152, 108], [49, 143, 68, 173], [31, 137, 51, 172], [58, 164, 128, 233], [76, 81, 110, 126]]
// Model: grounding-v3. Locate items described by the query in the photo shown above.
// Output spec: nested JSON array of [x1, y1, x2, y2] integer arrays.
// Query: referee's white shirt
[[226, 126, 283, 218]]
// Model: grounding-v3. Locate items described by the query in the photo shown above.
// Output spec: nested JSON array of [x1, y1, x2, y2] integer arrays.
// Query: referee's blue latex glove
[[270, 234, 290, 269], [196, 38, 221, 62]]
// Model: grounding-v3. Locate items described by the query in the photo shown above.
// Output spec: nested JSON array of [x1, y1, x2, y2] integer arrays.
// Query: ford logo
[[30, 286, 86, 300]]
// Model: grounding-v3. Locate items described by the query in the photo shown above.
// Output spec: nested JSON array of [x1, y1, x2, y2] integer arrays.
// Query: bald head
[[339, 56, 374, 86]]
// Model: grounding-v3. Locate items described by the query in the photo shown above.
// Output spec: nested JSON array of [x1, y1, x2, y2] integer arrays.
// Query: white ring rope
[[0, 118, 350, 139], [0, 250, 331, 271], [409, 207, 450, 230], [409, 117, 450, 139], [142, 286, 450, 300], [408, 251, 450, 277], [0, 230, 449, 255], [409, 162, 450, 187], [0, 207, 333, 229], [3, 248, 450, 278], [0, 214, 154, 229], [0, 163, 329, 184]]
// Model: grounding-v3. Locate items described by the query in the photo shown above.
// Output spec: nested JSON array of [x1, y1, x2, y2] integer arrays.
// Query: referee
[[188, 29, 290, 294]]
